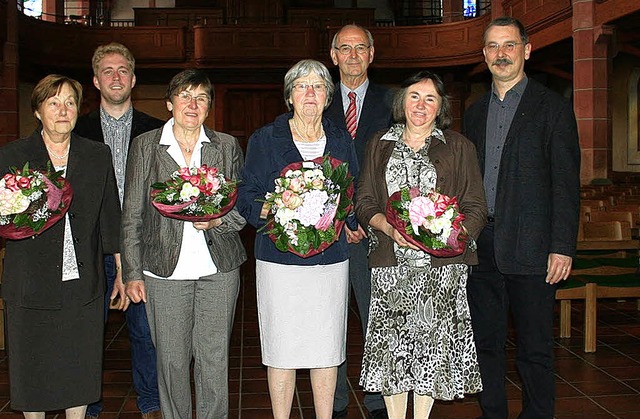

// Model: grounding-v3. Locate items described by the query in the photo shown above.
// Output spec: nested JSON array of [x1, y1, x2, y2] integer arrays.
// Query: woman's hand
[[370, 213, 420, 250], [193, 219, 223, 230], [111, 254, 130, 311], [388, 227, 420, 250]]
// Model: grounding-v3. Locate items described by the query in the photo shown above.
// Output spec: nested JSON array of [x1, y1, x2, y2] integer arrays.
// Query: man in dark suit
[[74, 42, 164, 419], [325, 24, 393, 419], [462, 17, 580, 419]]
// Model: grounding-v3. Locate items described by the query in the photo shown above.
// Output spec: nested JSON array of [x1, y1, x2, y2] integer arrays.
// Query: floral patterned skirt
[[359, 263, 482, 400]]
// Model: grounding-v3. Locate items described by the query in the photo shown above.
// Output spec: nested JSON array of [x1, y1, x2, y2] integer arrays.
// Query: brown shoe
[[141, 410, 162, 419]]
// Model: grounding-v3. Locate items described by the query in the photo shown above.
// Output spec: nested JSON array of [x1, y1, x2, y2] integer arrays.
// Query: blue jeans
[[334, 239, 386, 413], [86, 255, 161, 416]]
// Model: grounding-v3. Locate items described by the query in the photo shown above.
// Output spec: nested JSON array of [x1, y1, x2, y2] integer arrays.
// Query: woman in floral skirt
[[355, 70, 487, 418]]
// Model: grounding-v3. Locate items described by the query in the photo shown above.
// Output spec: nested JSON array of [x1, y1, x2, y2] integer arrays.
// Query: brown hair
[[31, 74, 83, 114], [391, 70, 452, 129], [165, 69, 214, 110]]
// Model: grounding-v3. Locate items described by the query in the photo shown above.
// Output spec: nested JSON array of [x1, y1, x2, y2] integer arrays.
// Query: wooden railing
[[14, 0, 640, 71]]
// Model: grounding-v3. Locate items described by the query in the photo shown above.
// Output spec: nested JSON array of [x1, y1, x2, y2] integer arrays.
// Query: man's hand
[[126, 280, 147, 304], [546, 253, 572, 284], [345, 224, 367, 244], [110, 270, 131, 311]]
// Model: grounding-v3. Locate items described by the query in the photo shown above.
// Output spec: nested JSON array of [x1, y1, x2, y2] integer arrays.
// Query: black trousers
[[467, 223, 557, 419]]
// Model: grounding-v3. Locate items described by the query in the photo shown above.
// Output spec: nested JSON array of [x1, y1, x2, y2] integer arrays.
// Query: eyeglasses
[[334, 44, 370, 55], [175, 91, 210, 106], [292, 83, 327, 93], [484, 42, 523, 54]]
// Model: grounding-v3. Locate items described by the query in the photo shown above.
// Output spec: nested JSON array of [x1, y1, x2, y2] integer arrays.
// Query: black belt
[[487, 216, 495, 223]]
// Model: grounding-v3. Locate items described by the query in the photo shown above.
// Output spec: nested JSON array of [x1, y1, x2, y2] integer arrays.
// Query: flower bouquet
[[386, 187, 469, 257], [0, 162, 73, 240], [262, 155, 354, 258], [151, 165, 238, 222]]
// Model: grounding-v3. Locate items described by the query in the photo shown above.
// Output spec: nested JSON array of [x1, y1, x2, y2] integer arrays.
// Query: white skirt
[[256, 259, 349, 369]]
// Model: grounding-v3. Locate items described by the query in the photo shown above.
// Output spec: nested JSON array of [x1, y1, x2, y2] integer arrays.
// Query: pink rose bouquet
[[386, 187, 469, 257], [261, 155, 354, 258], [151, 164, 238, 222], [0, 162, 73, 240]]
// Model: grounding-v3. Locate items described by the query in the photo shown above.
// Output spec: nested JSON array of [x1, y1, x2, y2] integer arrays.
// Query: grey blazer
[[121, 125, 247, 282]]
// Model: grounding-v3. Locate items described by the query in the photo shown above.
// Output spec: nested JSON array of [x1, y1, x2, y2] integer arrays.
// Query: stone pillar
[[573, 0, 613, 183], [0, 2, 19, 146]]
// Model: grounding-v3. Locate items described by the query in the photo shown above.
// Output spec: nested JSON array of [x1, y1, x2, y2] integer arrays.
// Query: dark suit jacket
[[74, 108, 165, 145], [463, 78, 581, 275], [325, 81, 393, 166], [0, 131, 121, 309]]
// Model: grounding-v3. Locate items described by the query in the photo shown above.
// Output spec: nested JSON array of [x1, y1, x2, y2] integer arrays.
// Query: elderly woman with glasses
[[237, 59, 359, 419], [0, 74, 121, 418], [122, 69, 246, 419]]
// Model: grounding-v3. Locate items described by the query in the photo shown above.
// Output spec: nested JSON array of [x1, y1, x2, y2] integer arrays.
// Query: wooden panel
[[19, 14, 186, 69], [0, 0, 6, 66], [502, 0, 572, 36], [134, 7, 224, 27], [366, 15, 489, 67], [216, 86, 287, 151], [194, 25, 318, 67], [287, 7, 375, 28], [595, 0, 640, 26]]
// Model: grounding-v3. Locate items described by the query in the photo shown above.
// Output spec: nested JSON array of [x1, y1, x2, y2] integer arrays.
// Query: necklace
[[177, 139, 196, 153], [291, 119, 323, 142], [46, 144, 70, 160]]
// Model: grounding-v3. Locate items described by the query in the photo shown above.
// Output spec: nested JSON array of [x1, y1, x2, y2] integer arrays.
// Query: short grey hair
[[283, 59, 335, 111], [331, 24, 374, 49]]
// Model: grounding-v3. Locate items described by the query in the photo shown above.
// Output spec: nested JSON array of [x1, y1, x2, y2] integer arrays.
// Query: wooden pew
[[557, 221, 640, 352]]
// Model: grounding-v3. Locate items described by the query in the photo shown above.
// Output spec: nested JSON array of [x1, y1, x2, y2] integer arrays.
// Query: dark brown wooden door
[[216, 86, 287, 152]]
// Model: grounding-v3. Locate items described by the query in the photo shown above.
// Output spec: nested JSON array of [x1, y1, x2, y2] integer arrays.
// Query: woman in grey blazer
[[121, 69, 246, 419]]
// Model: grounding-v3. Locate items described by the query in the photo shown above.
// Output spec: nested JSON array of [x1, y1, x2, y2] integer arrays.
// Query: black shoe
[[368, 408, 389, 419], [332, 408, 348, 418]]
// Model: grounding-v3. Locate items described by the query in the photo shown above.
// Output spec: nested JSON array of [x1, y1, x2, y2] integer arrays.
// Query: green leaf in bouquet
[[151, 182, 169, 190], [276, 234, 289, 252]]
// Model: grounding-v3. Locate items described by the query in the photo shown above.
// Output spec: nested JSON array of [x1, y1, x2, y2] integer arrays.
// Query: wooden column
[[0, 1, 18, 147], [573, 0, 613, 183], [442, 0, 463, 23]]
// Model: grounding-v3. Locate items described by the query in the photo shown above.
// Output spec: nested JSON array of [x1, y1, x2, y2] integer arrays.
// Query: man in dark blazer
[[325, 24, 393, 419], [74, 42, 164, 419], [462, 17, 580, 419]]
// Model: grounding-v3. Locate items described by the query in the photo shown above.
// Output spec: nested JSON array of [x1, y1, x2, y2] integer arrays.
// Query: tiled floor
[[1, 262, 639, 418]]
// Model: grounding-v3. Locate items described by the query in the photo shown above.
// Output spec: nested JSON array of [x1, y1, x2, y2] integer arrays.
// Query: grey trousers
[[144, 269, 240, 419]]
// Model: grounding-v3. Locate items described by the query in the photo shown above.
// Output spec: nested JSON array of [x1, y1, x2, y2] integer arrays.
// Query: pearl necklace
[[46, 145, 70, 160]]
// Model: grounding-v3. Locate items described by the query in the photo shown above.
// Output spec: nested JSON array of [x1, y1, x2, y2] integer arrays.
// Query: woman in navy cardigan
[[237, 59, 358, 419]]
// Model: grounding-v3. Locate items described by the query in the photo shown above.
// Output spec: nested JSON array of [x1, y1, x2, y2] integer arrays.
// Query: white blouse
[[143, 118, 218, 280]]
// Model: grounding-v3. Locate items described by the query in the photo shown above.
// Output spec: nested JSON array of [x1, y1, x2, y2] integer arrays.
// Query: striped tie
[[345, 91, 357, 140]]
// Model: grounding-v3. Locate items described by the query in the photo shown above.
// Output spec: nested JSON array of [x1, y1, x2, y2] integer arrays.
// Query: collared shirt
[[484, 76, 528, 216], [143, 118, 218, 280], [100, 106, 133, 206], [340, 79, 369, 124]]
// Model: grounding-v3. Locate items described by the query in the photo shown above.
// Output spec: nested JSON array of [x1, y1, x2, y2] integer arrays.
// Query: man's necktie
[[345, 91, 357, 140]]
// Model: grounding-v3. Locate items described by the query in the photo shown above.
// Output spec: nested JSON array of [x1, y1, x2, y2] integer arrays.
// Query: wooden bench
[[557, 221, 640, 352]]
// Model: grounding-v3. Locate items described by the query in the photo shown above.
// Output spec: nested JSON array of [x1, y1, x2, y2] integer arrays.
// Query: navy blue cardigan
[[237, 112, 359, 266]]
